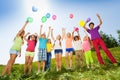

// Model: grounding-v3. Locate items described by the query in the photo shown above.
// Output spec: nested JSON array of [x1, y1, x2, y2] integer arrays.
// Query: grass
[[0, 47, 120, 80]]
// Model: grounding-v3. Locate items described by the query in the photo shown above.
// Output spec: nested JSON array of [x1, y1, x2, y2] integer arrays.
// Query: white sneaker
[[36, 70, 40, 75]]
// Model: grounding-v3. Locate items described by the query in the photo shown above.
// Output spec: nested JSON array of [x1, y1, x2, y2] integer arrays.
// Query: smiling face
[[41, 33, 46, 39], [67, 32, 71, 38], [30, 35, 35, 40], [89, 22, 94, 29], [56, 35, 61, 40], [83, 36, 88, 41]]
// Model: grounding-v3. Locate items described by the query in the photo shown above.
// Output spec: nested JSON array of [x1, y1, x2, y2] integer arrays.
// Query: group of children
[[1, 14, 118, 77]]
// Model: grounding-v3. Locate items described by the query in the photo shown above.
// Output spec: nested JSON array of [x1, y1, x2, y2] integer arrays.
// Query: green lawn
[[0, 47, 120, 80]]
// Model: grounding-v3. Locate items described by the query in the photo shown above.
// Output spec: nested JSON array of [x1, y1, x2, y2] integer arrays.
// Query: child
[[23, 32, 38, 75], [45, 39, 53, 70], [62, 28, 74, 69], [37, 25, 51, 74], [82, 31, 94, 68], [1, 21, 29, 76], [73, 30, 84, 69], [51, 28, 63, 72], [83, 13, 117, 65]]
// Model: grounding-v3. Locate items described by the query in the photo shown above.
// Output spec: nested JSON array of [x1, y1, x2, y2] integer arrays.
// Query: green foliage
[[117, 30, 120, 46], [0, 47, 120, 80], [100, 31, 119, 48]]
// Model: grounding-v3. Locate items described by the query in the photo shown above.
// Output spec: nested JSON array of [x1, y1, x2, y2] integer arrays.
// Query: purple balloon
[[86, 18, 91, 22]]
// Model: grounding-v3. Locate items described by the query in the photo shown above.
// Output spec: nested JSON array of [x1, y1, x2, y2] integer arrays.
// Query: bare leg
[[42, 61, 45, 72], [24, 56, 29, 75], [28, 57, 33, 74], [59, 53, 62, 71], [70, 52, 73, 69], [55, 54, 59, 71], [65, 52, 69, 69]]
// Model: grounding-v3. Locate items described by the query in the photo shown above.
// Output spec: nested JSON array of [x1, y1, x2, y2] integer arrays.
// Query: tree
[[117, 30, 120, 46], [100, 31, 119, 48]]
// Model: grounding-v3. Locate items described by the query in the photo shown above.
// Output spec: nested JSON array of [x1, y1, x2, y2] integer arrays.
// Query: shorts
[[38, 48, 47, 61], [25, 51, 35, 57], [9, 49, 20, 55], [66, 48, 74, 53], [54, 49, 63, 54]]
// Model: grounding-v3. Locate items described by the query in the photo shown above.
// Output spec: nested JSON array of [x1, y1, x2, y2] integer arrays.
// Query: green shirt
[[11, 37, 23, 51]]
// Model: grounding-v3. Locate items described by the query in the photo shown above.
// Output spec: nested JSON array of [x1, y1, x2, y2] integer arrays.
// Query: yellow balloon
[[79, 20, 85, 27]]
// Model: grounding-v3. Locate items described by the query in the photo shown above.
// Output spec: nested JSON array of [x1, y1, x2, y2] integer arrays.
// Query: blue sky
[[0, 0, 120, 64]]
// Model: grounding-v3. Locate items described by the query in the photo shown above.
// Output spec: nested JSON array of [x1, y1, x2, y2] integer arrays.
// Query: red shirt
[[26, 40, 36, 52]]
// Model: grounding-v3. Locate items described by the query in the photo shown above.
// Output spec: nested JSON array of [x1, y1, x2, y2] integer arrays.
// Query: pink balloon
[[52, 15, 57, 20], [74, 27, 79, 32], [69, 14, 74, 19]]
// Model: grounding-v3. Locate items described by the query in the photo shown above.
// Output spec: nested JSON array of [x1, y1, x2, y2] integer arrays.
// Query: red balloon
[[69, 14, 74, 19]]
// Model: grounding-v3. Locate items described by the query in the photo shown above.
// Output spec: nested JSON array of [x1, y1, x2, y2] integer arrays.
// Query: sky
[[0, 0, 120, 65]]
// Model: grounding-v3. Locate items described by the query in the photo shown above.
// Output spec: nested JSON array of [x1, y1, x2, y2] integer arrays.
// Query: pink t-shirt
[[82, 41, 91, 51], [65, 37, 73, 48], [26, 40, 36, 52]]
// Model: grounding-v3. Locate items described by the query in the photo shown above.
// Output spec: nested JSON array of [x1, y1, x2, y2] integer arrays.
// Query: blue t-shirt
[[38, 38, 48, 49]]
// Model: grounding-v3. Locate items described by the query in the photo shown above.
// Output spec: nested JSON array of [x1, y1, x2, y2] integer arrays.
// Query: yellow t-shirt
[[46, 43, 53, 52]]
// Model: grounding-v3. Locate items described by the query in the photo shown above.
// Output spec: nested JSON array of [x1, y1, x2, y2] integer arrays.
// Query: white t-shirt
[[73, 40, 82, 50], [54, 40, 62, 49]]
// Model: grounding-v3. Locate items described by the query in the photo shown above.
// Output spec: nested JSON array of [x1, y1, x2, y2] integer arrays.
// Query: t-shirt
[[82, 41, 91, 52], [73, 40, 82, 50], [87, 26, 101, 40], [65, 37, 73, 48], [26, 40, 36, 52], [11, 37, 23, 51], [54, 40, 62, 49], [38, 38, 48, 49], [47, 43, 53, 52]]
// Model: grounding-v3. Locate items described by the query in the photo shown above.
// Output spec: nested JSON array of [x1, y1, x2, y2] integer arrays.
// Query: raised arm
[[72, 31, 75, 39], [62, 28, 66, 39], [39, 25, 43, 38], [51, 29, 55, 41], [23, 32, 30, 41], [77, 30, 81, 40], [83, 21, 89, 31], [84, 30, 89, 37], [35, 33, 39, 41], [16, 21, 29, 37], [47, 27, 51, 38], [96, 13, 102, 27]]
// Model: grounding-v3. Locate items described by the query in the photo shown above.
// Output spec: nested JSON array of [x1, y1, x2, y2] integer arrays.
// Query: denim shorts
[[66, 48, 74, 53], [9, 49, 20, 55], [54, 49, 63, 54]]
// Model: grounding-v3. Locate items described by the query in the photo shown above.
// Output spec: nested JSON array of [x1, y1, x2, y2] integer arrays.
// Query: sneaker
[[36, 70, 40, 75]]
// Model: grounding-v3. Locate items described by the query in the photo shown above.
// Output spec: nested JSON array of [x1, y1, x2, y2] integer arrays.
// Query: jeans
[[45, 52, 52, 70]]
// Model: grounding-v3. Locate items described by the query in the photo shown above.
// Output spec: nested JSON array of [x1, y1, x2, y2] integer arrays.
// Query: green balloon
[[41, 16, 47, 23], [27, 17, 33, 23]]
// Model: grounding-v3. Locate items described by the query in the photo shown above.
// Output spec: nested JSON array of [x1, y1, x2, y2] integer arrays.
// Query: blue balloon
[[46, 13, 51, 18], [32, 6, 38, 12]]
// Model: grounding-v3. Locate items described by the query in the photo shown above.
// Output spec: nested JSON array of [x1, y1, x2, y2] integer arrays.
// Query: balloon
[[86, 18, 91, 22], [79, 20, 85, 27], [74, 27, 79, 31], [69, 14, 74, 19], [27, 17, 33, 23], [52, 15, 57, 20], [41, 16, 47, 23], [32, 6, 38, 12], [46, 13, 51, 18]]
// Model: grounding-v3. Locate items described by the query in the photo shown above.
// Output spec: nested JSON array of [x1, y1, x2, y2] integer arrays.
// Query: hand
[[49, 26, 51, 30], [40, 25, 43, 28], [62, 28, 65, 30], [35, 33, 38, 35], [26, 21, 29, 23], [19, 54, 21, 57], [96, 13, 100, 18], [51, 29, 53, 31], [27, 32, 30, 34]]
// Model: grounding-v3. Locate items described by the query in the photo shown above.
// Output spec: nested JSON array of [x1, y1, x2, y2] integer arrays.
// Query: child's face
[[89, 24, 94, 29], [75, 37, 79, 41], [41, 34, 46, 38], [31, 35, 35, 40], [57, 35, 61, 40], [48, 39, 51, 43], [67, 33, 71, 38], [83, 36, 88, 41]]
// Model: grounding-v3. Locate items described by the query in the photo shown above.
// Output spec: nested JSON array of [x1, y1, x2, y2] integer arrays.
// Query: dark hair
[[28, 35, 37, 46], [74, 36, 79, 41], [89, 22, 94, 27]]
